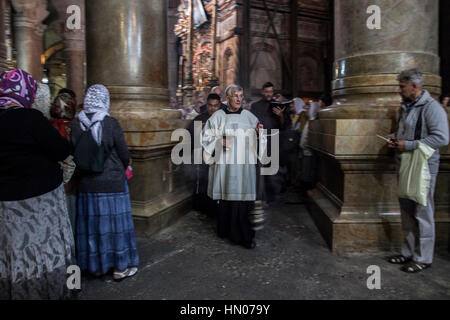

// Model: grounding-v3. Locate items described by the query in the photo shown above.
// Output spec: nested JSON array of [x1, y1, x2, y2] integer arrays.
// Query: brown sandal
[[401, 261, 431, 273]]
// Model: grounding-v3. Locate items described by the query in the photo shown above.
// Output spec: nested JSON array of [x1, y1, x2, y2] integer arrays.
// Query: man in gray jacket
[[387, 69, 449, 273]]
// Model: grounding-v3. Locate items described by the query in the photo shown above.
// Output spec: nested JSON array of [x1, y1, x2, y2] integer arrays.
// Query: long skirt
[[217, 200, 255, 246], [76, 182, 139, 275], [0, 184, 76, 300]]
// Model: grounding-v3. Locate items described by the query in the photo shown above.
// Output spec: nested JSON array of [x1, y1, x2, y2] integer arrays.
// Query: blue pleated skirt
[[76, 182, 139, 274]]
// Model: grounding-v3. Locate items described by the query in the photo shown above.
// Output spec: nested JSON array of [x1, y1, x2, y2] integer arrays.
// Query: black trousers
[[217, 200, 255, 246], [193, 193, 217, 217]]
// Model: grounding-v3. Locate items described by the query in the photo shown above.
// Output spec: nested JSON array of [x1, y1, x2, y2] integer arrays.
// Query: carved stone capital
[[12, 0, 48, 36]]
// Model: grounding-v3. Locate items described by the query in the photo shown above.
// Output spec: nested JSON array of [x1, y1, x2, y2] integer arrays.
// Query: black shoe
[[243, 240, 256, 249]]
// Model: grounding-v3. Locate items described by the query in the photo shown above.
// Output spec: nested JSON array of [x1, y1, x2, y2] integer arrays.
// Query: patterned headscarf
[[0, 69, 37, 109], [78, 84, 110, 145], [50, 92, 76, 120], [32, 83, 51, 118]]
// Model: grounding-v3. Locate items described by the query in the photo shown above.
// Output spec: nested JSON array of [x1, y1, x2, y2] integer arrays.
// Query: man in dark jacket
[[188, 93, 222, 218], [200, 87, 227, 113], [250, 82, 286, 132], [250, 82, 286, 204]]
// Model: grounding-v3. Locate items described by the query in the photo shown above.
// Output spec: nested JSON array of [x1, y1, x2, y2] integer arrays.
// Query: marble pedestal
[[307, 115, 450, 253], [112, 108, 193, 237]]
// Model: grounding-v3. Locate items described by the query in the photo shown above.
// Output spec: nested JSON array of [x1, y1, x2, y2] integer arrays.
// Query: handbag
[[126, 165, 133, 180]]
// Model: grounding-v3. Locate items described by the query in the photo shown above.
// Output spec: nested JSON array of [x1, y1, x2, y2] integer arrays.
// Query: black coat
[[250, 99, 286, 131], [71, 115, 130, 193], [0, 108, 71, 201]]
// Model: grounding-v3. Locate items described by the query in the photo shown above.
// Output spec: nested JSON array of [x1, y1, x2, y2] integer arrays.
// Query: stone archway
[[222, 47, 235, 87], [297, 54, 323, 94], [250, 42, 282, 90]]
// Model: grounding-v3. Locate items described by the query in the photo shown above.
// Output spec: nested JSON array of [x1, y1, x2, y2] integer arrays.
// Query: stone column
[[0, 0, 9, 72], [183, 0, 195, 106], [53, 0, 86, 102], [308, 0, 449, 252], [207, 0, 219, 88], [331, 0, 440, 111], [85, 0, 191, 235], [64, 32, 85, 103], [168, 1, 179, 99], [87, 0, 171, 116], [11, 0, 48, 80]]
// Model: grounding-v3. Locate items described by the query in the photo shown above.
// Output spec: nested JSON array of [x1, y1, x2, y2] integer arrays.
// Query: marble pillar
[[168, 3, 179, 99], [330, 0, 440, 112], [11, 0, 48, 80], [85, 0, 191, 235], [64, 32, 85, 103], [0, 0, 8, 72], [53, 0, 86, 102], [308, 0, 449, 252]]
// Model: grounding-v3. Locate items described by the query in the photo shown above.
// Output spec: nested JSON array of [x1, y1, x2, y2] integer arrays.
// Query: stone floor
[[77, 189, 450, 300]]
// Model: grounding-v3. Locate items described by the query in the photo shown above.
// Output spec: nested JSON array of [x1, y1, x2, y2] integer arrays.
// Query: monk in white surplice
[[202, 84, 265, 249]]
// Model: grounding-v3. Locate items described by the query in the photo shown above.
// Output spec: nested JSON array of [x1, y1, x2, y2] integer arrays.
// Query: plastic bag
[[398, 142, 435, 206]]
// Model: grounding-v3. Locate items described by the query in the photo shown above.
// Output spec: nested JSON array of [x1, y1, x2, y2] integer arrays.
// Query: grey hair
[[225, 84, 243, 97], [397, 68, 424, 88]]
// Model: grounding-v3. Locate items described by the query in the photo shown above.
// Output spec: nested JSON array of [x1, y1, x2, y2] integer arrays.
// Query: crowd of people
[[0, 69, 139, 300], [187, 70, 449, 275], [1, 67, 448, 300], [186, 81, 334, 250]]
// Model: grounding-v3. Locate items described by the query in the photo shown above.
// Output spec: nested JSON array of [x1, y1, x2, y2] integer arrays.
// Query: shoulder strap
[[414, 107, 424, 140], [395, 106, 405, 135], [87, 120, 102, 130]]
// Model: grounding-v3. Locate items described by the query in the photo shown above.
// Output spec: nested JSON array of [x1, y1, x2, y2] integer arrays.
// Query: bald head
[[211, 86, 222, 96]]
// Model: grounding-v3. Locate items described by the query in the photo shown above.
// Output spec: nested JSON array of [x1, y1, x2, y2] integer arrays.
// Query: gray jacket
[[395, 90, 449, 174], [71, 115, 130, 193]]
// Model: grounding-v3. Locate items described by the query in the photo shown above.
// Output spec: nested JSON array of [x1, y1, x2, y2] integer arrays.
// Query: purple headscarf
[[0, 69, 37, 109]]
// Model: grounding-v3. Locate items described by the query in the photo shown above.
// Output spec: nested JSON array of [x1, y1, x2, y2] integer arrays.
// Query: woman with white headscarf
[[70, 84, 139, 281]]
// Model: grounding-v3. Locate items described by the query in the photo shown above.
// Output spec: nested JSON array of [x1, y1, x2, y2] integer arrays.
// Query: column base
[[133, 191, 193, 237], [114, 106, 193, 237], [307, 182, 450, 254], [308, 112, 450, 253]]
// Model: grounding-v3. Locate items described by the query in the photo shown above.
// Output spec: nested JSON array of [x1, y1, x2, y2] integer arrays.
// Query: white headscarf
[[308, 101, 320, 120], [32, 83, 51, 119], [293, 98, 306, 114], [78, 84, 110, 145]]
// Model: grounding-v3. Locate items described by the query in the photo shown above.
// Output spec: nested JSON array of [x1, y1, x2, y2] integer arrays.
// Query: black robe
[[188, 112, 216, 215]]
